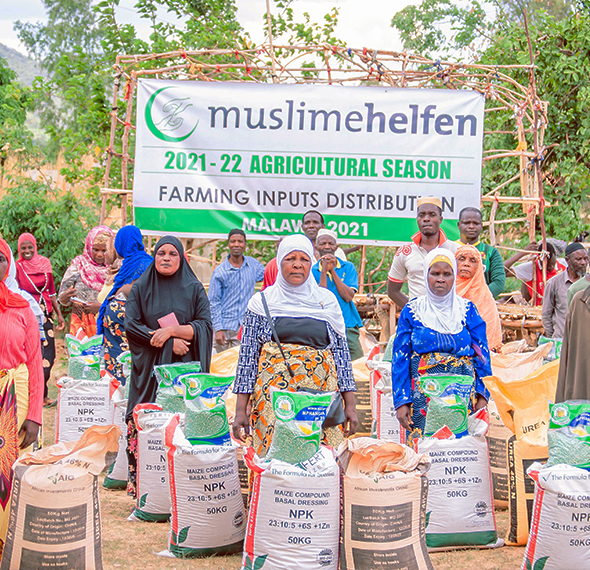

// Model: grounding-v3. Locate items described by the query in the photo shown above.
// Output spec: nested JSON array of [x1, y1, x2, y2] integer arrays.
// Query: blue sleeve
[[343, 262, 359, 291], [207, 270, 223, 331], [391, 306, 414, 409], [255, 259, 265, 282], [233, 310, 267, 393], [311, 263, 321, 285], [327, 325, 356, 392], [465, 302, 492, 399]]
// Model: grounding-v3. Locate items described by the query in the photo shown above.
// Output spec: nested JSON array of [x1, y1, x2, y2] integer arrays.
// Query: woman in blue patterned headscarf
[[98, 225, 153, 383]]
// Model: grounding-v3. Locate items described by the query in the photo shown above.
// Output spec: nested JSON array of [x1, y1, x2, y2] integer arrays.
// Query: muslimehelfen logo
[[145, 86, 198, 142], [275, 395, 295, 420]]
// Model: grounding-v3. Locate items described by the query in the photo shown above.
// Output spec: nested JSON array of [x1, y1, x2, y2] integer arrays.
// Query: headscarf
[[248, 234, 347, 337], [407, 247, 468, 335], [72, 225, 114, 291], [124, 235, 212, 422], [5, 244, 45, 322], [455, 244, 502, 350], [16, 233, 52, 274], [96, 225, 153, 335], [0, 238, 31, 313]]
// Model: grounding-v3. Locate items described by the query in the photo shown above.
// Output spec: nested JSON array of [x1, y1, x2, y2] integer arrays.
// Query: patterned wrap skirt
[[252, 341, 344, 458], [405, 351, 476, 447]]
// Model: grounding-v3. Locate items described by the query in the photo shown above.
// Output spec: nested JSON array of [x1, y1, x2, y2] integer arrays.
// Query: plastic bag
[[65, 333, 103, 357], [266, 389, 333, 465], [182, 373, 233, 445], [547, 400, 590, 469], [154, 362, 202, 413]]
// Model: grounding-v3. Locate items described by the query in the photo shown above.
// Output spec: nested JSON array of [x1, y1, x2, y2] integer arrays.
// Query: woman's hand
[[172, 338, 189, 356], [149, 327, 173, 347], [396, 404, 413, 432], [85, 301, 102, 314], [59, 286, 77, 305], [341, 391, 358, 437], [474, 394, 488, 411], [19, 420, 40, 449], [232, 393, 251, 442], [56, 313, 65, 331]]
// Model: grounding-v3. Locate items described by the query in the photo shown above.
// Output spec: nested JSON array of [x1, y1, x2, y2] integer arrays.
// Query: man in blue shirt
[[312, 229, 364, 360], [209, 229, 265, 352]]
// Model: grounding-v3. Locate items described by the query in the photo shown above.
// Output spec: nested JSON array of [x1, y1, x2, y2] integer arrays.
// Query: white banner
[[133, 79, 485, 244]]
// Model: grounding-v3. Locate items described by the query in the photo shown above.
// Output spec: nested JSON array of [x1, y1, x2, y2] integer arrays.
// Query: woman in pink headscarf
[[16, 233, 65, 406], [58, 226, 114, 338]]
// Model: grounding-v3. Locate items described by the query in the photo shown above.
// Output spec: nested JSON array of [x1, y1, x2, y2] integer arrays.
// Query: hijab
[[96, 225, 153, 335], [407, 247, 468, 335], [0, 238, 31, 313], [248, 234, 347, 337], [16, 233, 52, 274], [124, 235, 212, 422], [455, 244, 503, 349], [4, 243, 45, 321], [72, 225, 114, 291]]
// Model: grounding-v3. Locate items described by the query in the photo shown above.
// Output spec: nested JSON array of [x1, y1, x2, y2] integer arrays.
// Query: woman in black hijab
[[124, 236, 212, 497]]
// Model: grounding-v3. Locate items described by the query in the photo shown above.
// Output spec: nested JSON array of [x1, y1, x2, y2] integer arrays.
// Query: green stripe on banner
[[426, 530, 498, 548], [135, 207, 460, 243]]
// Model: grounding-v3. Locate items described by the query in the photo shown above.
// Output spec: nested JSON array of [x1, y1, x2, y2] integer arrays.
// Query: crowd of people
[[0, 195, 588, 551]]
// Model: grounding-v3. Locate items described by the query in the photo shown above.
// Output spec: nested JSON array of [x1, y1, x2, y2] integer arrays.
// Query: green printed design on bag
[[67, 355, 101, 381], [154, 362, 203, 414], [266, 390, 332, 465], [65, 334, 102, 357]]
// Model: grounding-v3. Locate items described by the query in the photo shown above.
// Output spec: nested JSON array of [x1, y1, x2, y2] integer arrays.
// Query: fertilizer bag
[[339, 437, 434, 570], [521, 463, 590, 570], [182, 373, 233, 446], [65, 334, 103, 357], [0, 425, 120, 570], [242, 446, 341, 570], [417, 410, 497, 548], [55, 375, 113, 443], [103, 378, 128, 490], [487, 398, 512, 509], [163, 415, 245, 557], [130, 404, 174, 522], [154, 361, 202, 413], [547, 400, 590, 469]]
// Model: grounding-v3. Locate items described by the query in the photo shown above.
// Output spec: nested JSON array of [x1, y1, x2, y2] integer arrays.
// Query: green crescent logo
[[145, 86, 198, 143]]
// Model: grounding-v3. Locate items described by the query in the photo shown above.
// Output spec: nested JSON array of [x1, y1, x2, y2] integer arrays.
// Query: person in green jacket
[[456, 207, 506, 298]]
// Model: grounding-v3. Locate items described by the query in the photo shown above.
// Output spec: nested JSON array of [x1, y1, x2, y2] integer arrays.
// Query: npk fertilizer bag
[[162, 415, 245, 557], [182, 373, 233, 446], [103, 376, 128, 490], [418, 408, 498, 548], [338, 438, 433, 570], [154, 361, 202, 413], [522, 463, 590, 570], [0, 425, 120, 570], [130, 404, 175, 522], [419, 375, 474, 438], [547, 400, 590, 469], [266, 390, 333, 465], [242, 446, 341, 570], [55, 374, 114, 443]]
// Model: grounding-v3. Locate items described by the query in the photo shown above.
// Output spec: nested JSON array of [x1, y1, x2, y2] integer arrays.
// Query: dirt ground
[[42, 341, 526, 570]]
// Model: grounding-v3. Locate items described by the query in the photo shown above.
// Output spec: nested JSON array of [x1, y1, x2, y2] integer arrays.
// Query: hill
[[0, 43, 44, 86]]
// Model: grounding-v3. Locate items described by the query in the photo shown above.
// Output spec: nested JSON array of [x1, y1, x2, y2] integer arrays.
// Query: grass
[[43, 340, 526, 570]]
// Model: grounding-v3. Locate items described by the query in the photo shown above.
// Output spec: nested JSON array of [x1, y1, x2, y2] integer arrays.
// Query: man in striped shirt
[[209, 229, 265, 352]]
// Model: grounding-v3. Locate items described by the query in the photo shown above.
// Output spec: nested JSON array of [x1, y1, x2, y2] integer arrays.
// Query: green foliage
[[0, 179, 95, 287]]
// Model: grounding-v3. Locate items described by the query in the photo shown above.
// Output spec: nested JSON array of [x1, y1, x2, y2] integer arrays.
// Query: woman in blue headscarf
[[97, 225, 153, 384]]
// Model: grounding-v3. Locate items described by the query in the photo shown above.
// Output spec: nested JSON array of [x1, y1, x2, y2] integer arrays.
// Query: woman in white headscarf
[[232, 234, 358, 455], [391, 248, 491, 445]]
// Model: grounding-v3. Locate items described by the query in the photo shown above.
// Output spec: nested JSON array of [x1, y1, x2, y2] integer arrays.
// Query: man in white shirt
[[387, 196, 458, 308]]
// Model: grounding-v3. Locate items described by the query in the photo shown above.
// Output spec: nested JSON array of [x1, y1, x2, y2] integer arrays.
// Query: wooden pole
[[120, 73, 136, 227], [358, 245, 367, 294], [265, 0, 279, 83]]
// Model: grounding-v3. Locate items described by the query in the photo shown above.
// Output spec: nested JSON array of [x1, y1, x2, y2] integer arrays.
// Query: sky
[[0, 0, 416, 56]]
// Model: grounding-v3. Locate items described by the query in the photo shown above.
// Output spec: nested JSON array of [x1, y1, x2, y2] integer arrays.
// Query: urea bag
[[419, 375, 473, 437], [130, 404, 174, 522], [522, 463, 590, 570], [182, 373, 233, 445], [338, 437, 433, 570], [102, 378, 128, 490], [162, 415, 245, 557], [487, 398, 512, 509], [242, 446, 341, 570], [490, 343, 552, 383], [417, 409, 498, 548], [210, 345, 240, 375], [65, 334, 103, 357], [55, 375, 114, 443], [0, 425, 120, 570], [154, 362, 202, 413], [267, 389, 332, 465], [547, 400, 590, 469]]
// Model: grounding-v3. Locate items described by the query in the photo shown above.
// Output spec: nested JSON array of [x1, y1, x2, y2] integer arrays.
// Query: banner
[[133, 79, 485, 245]]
